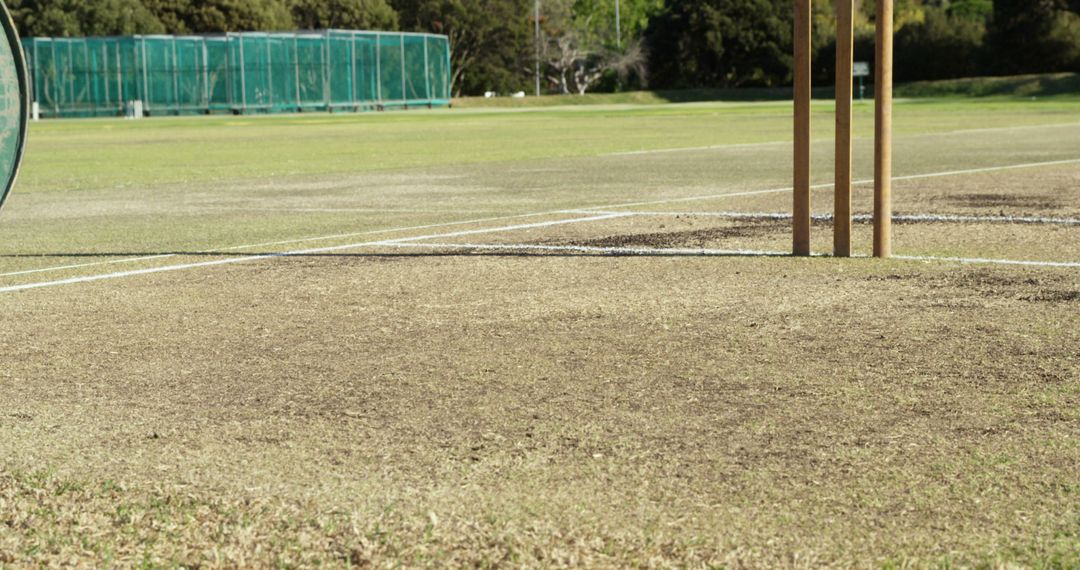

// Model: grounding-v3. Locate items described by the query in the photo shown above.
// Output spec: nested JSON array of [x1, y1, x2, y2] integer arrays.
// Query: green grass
[[19, 96, 1080, 194], [4, 96, 1078, 260]]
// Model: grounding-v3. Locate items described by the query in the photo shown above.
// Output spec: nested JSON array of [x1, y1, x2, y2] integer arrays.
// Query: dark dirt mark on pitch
[[948, 193, 1063, 210], [1020, 290, 1080, 303], [565, 220, 787, 249], [873, 269, 1078, 304]]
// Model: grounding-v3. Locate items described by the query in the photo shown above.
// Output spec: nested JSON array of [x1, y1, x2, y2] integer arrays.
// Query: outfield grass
[[0, 97, 1077, 567]]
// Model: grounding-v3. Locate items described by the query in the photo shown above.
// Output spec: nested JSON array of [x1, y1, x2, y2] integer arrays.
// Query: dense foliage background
[[8, 0, 1080, 95]]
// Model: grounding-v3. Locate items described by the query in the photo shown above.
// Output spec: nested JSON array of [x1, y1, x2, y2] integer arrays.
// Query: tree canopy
[[8, 0, 1080, 96]]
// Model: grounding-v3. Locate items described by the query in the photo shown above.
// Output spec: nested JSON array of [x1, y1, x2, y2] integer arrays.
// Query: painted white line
[[585, 186, 802, 210], [571, 210, 795, 219], [890, 158, 1080, 182], [384, 242, 790, 257], [582, 157, 1080, 211], [0, 255, 173, 278], [895, 255, 1080, 269], [209, 207, 497, 214], [888, 213, 1080, 225], [605, 140, 784, 157], [602, 122, 1080, 157], [365, 242, 1080, 268], [577, 211, 1080, 226], [0, 214, 626, 293], [932, 121, 1080, 137], [0, 210, 587, 279], [4, 158, 1078, 286]]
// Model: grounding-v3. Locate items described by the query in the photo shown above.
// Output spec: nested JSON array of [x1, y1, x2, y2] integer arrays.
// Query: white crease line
[[208, 207, 498, 214], [890, 158, 1080, 182], [585, 186, 801, 209], [605, 140, 784, 157], [0, 210, 585, 279], [603, 122, 1080, 157], [0, 255, 174, 278], [360, 242, 1080, 268], [4, 157, 1079, 284], [581, 157, 1080, 210], [888, 213, 1080, 225], [932, 121, 1080, 137], [0, 214, 626, 293], [381, 242, 789, 257], [576, 211, 1080, 226], [895, 255, 1080, 269]]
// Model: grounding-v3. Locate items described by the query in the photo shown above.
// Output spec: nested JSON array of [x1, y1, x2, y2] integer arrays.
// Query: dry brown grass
[[1, 249, 1077, 567], [1, 103, 1079, 568]]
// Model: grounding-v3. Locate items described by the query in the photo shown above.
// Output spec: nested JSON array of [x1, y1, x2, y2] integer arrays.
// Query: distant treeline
[[9, 0, 1080, 96]]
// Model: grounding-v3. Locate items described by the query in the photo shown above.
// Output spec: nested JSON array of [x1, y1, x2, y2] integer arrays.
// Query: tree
[[895, 6, 988, 81], [143, 0, 294, 34], [571, 0, 663, 49], [991, 0, 1080, 73], [394, 0, 532, 96], [536, 0, 647, 93], [645, 0, 792, 89], [290, 0, 399, 30], [10, 0, 166, 37]]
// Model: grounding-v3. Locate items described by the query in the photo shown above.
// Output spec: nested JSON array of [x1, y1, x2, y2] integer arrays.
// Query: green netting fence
[[23, 30, 451, 118]]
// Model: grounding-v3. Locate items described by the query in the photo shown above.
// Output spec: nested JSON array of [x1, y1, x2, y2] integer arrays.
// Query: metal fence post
[[293, 36, 301, 111], [375, 32, 382, 106], [399, 34, 406, 106], [423, 35, 431, 104], [140, 37, 149, 113], [172, 38, 180, 113], [267, 36, 274, 111], [239, 35, 247, 113]]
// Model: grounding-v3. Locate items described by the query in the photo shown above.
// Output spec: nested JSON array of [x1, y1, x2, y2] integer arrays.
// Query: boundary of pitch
[[572, 211, 1080, 226], [376, 242, 1080, 268], [2, 157, 1079, 291], [0, 214, 629, 293]]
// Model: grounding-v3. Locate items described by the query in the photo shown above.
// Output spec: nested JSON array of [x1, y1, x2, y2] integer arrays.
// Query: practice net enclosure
[[23, 30, 451, 118]]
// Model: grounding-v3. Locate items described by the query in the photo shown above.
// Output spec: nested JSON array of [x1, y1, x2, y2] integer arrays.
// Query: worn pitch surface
[[0, 100, 1078, 567]]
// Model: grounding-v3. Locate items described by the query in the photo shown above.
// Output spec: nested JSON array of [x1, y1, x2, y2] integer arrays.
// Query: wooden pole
[[874, 0, 894, 258], [834, 0, 854, 258], [793, 0, 812, 256]]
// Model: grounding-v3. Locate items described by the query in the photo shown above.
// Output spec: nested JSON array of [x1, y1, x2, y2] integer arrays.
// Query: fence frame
[[22, 29, 452, 118]]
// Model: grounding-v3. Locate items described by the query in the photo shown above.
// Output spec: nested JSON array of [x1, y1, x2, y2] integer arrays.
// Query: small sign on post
[[854, 61, 870, 101]]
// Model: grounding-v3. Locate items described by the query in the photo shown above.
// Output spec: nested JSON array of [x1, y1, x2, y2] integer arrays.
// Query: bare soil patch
[[1, 253, 1077, 567], [947, 192, 1063, 210]]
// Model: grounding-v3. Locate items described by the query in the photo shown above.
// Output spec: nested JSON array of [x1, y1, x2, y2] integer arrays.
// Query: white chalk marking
[[370, 242, 1080, 268], [581, 157, 1080, 211], [603, 122, 1080, 157], [605, 140, 785, 157], [380, 242, 789, 257], [0, 214, 626, 293], [0, 209, 584, 279], [576, 210, 1080, 226], [384, 242, 1080, 268], [0, 255, 174, 278], [4, 157, 1078, 287], [209, 206, 496, 214], [889, 158, 1080, 183], [894, 255, 1080, 269]]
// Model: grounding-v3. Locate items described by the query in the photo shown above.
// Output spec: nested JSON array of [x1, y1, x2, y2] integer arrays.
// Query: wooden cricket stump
[[793, 0, 893, 258]]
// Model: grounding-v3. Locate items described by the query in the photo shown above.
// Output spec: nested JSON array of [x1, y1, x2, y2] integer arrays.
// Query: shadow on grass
[[651, 86, 842, 103], [895, 73, 1080, 99], [0, 250, 793, 260]]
